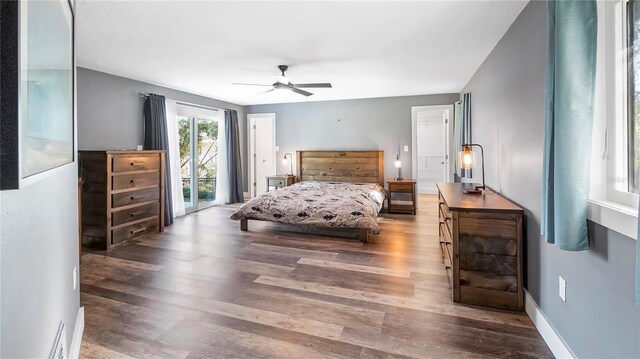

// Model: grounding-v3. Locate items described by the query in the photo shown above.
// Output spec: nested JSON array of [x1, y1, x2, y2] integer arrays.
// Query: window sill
[[587, 199, 637, 240]]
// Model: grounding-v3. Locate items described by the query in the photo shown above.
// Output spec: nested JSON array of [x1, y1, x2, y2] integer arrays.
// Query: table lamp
[[282, 153, 293, 176], [460, 144, 485, 194], [394, 154, 403, 181]]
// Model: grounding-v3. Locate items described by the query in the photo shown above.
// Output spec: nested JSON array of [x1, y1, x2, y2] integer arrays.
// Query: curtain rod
[[139, 92, 229, 112]]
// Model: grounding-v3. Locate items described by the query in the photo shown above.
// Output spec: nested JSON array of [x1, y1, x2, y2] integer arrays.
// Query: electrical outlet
[[559, 276, 566, 302], [73, 266, 77, 291], [275, 146, 279, 152], [404, 145, 409, 152]]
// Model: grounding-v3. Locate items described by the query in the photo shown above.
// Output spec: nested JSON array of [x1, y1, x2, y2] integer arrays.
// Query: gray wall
[[245, 94, 459, 182], [77, 68, 248, 190], [462, 2, 640, 357], [1, 141, 79, 353]]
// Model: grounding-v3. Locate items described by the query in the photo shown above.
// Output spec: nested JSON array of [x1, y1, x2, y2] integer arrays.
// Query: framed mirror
[[0, 0, 75, 190]]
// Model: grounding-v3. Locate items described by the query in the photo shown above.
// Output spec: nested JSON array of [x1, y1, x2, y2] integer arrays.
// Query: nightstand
[[387, 179, 417, 214], [266, 175, 296, 191]]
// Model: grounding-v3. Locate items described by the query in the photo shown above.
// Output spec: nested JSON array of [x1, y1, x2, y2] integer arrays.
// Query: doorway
[[411, 105, 453, 194], [248, 113, 276, 197], [177, 104, 221, 213]]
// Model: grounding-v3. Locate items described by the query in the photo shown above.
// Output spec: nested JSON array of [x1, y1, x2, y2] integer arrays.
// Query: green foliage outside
[[179, 117, 218, 201]]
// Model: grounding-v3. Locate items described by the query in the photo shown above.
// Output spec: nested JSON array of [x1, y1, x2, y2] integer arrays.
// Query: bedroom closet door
[[248, 113, 276, 197], [411, 105, 453, 194]]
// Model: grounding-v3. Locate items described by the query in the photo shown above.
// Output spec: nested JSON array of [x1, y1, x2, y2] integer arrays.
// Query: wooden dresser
[[79, 150, 165, 250], [437, 182, 524, 311]]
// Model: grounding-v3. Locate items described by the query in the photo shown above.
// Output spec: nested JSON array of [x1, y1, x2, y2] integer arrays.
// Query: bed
[[230, 150, 386, 242]]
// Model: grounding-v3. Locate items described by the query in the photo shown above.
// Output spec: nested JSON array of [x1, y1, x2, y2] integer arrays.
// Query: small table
[[387, 179, 417, 214], [266, 175, 296, 191]]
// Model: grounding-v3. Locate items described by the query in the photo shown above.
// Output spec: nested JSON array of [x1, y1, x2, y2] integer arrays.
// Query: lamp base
[[394, 177, 404, 181], [463, 189, 482, 195], [463, 186, 485, 195]]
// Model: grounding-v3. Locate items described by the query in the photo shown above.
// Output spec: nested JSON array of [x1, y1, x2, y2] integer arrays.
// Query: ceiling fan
[[232, 65, 332, 97]]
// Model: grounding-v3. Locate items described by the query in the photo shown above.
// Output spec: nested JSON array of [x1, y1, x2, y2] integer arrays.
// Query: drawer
[[111, 218, 159, 245], [112, 187, 160, 208], [112, 172, 160, 191], [112, 155, 160, 172], [389, 183, 414, 193], [112, 202, 160, 226], [268, 178, 286, 187]]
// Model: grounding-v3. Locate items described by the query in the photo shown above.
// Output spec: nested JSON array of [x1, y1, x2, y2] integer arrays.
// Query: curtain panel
[[143, 93, 174, 225], [453, 101, 462, 180], [542, 0, 597, 250], [225, 110, 244, 204], [459, 93, 472, 178], [165, 99, 186, 218]]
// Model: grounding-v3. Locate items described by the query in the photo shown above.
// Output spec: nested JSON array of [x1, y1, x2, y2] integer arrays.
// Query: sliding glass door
[[178, 114, 219, 213]]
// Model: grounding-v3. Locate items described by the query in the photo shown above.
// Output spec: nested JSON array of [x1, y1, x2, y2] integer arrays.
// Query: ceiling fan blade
[[259, 88, 276, 95], [291, 87, 313, 97], [232, 82, 272, 87], [293, 83, 332, 88]]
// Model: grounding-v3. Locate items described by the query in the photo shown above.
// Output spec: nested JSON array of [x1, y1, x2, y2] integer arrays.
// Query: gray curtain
[[143, 93, 173, 225], [453, 101, 462, 181], [225, 109, 244, 204], [541, 0, 597, 251], [460, 93, 472, 178]]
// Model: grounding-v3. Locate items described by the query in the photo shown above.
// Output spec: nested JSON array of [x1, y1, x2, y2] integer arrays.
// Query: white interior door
[[412, 106, 451, 194], [249, 114, 276, 197]]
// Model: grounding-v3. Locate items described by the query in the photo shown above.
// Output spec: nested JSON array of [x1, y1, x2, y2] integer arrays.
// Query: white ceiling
[[76, 0, 528, 106]]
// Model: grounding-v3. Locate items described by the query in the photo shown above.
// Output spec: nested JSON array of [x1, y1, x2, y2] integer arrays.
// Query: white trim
[[587, 199, 638, 240], [525, 291, 575, 359], [247, 113, 276, 198], [69, 307, 84, 359], [410, 105, 454, 193]]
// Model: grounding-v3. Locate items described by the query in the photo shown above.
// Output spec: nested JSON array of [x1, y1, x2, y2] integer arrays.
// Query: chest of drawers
[[79, 150, 165, 250], [437, 182, 524, 311]]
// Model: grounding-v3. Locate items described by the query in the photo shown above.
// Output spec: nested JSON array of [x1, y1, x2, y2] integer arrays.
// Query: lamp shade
[[282, 157, 288, 165], [460, 145, 474, 170], [394, 159, 402, 168]]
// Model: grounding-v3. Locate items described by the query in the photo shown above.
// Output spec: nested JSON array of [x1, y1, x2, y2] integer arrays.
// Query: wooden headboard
[[296, 150, 384, 186]]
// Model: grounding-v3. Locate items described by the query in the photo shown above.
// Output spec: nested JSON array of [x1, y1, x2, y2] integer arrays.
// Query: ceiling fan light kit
[[232, 65, 332, 96]]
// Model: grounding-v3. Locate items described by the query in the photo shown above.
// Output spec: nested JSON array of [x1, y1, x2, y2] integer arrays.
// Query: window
[[176, 105, 220, 213], [589, 0, 638, 239], [628, 0, 640, 193], [602, 0, 638, 206]]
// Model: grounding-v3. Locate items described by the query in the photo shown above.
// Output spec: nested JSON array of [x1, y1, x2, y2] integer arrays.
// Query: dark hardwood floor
[[79, 195, 553, 358]]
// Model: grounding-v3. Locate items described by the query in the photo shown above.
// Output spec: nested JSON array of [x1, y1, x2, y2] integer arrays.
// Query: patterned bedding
[[230, 181, 387, 234]]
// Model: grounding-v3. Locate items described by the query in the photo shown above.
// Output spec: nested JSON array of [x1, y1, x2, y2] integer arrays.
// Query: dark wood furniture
[[79, 150, 165, 250], [241, 150, 385, 243], [296, 150, 384, 186], [265, 175, 296, 191], [437, 182, 524, 311], [386, 179, 417, 214]]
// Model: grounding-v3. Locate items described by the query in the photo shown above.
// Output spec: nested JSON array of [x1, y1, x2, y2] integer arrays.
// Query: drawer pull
[[129, 211, 144, 218], [130, 228, 146, 234], [130, 162, 145, 166], [129, 179, 135, 183], [130, 196, 135, 200]]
